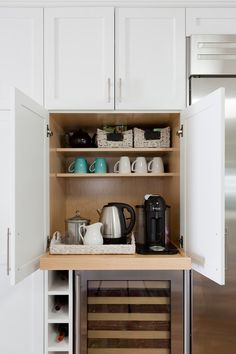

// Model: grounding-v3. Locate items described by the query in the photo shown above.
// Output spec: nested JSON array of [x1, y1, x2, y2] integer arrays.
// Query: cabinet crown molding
[[2, 1, 236, 8]]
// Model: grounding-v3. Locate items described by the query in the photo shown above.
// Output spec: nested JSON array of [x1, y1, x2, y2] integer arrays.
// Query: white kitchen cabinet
[[44, 7, 185, 111], [186, 8, 236, 36], [5, 86, 225, 286], [44, 7, 114, 110], [0, 85, 225, 353], [0, 8, 43, 109], [115, 8, 186, 110]]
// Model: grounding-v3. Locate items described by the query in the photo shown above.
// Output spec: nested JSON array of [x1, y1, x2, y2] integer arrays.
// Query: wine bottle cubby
[[45, 271, 73, 354]]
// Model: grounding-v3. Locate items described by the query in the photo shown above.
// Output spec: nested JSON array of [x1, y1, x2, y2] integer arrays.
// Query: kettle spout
[[96, 208, 102, 216]]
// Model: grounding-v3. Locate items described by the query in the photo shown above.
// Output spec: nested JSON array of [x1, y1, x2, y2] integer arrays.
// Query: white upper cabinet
[[0, 9, 43, 109], [115, 8, 185, 110], [44, 8, 114, 110], [181, 88, 225, 285], [44, 7, 185, 111], [9, 89, 49, 285], [186, 8, 236, 36]]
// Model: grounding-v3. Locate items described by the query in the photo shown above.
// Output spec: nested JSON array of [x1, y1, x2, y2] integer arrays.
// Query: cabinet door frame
[[186, 8, 236, 35], [0, 8, 43, 109], [9, 88, 49, 285], [181, 88, 225, 285], [44, 7, 114, 110], [115, 7, 186, 110]]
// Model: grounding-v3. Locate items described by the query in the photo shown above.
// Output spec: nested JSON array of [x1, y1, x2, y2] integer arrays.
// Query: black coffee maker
[[136, 194, 178, 255], [144, 194, 166, 251]]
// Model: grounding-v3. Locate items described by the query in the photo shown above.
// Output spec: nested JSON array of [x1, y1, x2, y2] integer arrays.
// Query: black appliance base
[[103, 236, 128, 245], [136, 243, 179, 255]]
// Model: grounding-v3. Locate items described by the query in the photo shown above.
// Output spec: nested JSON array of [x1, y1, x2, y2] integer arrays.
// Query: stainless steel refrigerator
[[189, 35, 236, 354]]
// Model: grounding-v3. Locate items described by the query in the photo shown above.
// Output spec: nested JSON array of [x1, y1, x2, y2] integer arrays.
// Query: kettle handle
[[117, 203, 136, 236], [78, 225, 85, 244]]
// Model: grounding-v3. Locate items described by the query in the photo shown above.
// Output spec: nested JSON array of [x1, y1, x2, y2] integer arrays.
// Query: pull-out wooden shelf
[[40, 252, 191, 271]]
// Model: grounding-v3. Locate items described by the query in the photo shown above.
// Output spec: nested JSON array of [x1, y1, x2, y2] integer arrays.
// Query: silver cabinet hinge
[[47, 125, 53, 138], [177, 124, 183, 138], [179, 235, 184, 248]]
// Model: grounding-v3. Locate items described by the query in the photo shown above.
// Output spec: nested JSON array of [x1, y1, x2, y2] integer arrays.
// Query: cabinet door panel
[[116, 8, 185, 110], [0, 8, 43, 109], [10, 88, 49, 285], [186, 8, 236, 35], [181, 88, 225, 285], [45, 7, 114, 110]]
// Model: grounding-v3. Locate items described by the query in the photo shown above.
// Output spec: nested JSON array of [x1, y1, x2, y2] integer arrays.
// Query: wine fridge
[[74, 270, 183, 354]]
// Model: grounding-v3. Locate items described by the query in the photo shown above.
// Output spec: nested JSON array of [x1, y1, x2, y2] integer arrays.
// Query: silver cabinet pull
[[118, 78, 122, 103], [7, 228, 10, 276], [107, 78, 111, 103]]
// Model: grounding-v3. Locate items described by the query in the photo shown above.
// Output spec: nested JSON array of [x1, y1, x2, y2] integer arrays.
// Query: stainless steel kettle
[[97, 202, 136, 244]]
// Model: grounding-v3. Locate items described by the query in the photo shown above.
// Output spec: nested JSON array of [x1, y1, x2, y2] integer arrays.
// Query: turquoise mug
[[68, 157, 88, 173], [89, 158, 107, 173]]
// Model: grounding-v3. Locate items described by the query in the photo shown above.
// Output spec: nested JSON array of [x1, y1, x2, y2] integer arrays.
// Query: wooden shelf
[[56, 172, 179, 178], [55, 147, 179, 157], [40, 252, 191, 271]]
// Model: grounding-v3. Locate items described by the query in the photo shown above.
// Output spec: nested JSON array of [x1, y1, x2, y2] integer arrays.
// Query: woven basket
[[50, 234, 135, 255], [97, 128, 133, 148], [134, 127, 170, 148]]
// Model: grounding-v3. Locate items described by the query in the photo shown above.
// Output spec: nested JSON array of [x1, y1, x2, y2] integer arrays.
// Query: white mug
[[114, 156, 131, 174], [148, 157, 164, 173], [79, 222, 103, 245], [131, 157, 147, 173]]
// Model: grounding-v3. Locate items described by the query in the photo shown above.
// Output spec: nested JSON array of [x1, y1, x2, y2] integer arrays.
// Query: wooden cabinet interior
[[49, 112, 180, 245]]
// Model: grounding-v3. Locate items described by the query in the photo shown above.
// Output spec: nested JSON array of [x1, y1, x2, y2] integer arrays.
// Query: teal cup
[[89, 157, 107, 173], [68, 157, 88, 173]]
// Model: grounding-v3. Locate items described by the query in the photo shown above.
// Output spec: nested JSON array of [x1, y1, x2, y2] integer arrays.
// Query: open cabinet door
[[9, 88, 49, 284], [181, 88, 225, 285]]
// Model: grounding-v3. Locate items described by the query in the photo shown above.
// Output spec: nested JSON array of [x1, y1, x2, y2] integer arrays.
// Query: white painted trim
[[1, 1, 236, 8]]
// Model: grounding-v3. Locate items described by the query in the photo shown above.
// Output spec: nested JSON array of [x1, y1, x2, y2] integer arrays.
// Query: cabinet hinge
[[47, 125, 53, 138], [176, 124, 183, 138], [46, 235, 51, 251], [179, 235, 184, 248]]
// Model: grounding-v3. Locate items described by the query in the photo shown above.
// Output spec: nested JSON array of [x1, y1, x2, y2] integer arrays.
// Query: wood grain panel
[[88, 288, 170, 296], [88, 304, 170, 313], [88, 297, 170, 304], [88, 330, 170, 339], [88, 321, 170, 331], [40, 252, 191, 270], [88, 338, 170, 348], [89, 281, 170, 289], [88, 349, 169, 354], [88, 313, 170, 321]]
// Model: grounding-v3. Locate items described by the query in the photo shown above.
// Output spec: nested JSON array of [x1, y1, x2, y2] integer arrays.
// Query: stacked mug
[[113, 156, 164, 174], [68, 157, 107, 174]]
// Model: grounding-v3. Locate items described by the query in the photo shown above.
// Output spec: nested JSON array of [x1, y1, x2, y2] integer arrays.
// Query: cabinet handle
[[7, 228, 10, 276], [118, 78, 122, 103], [107, 78, 111, 103]]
